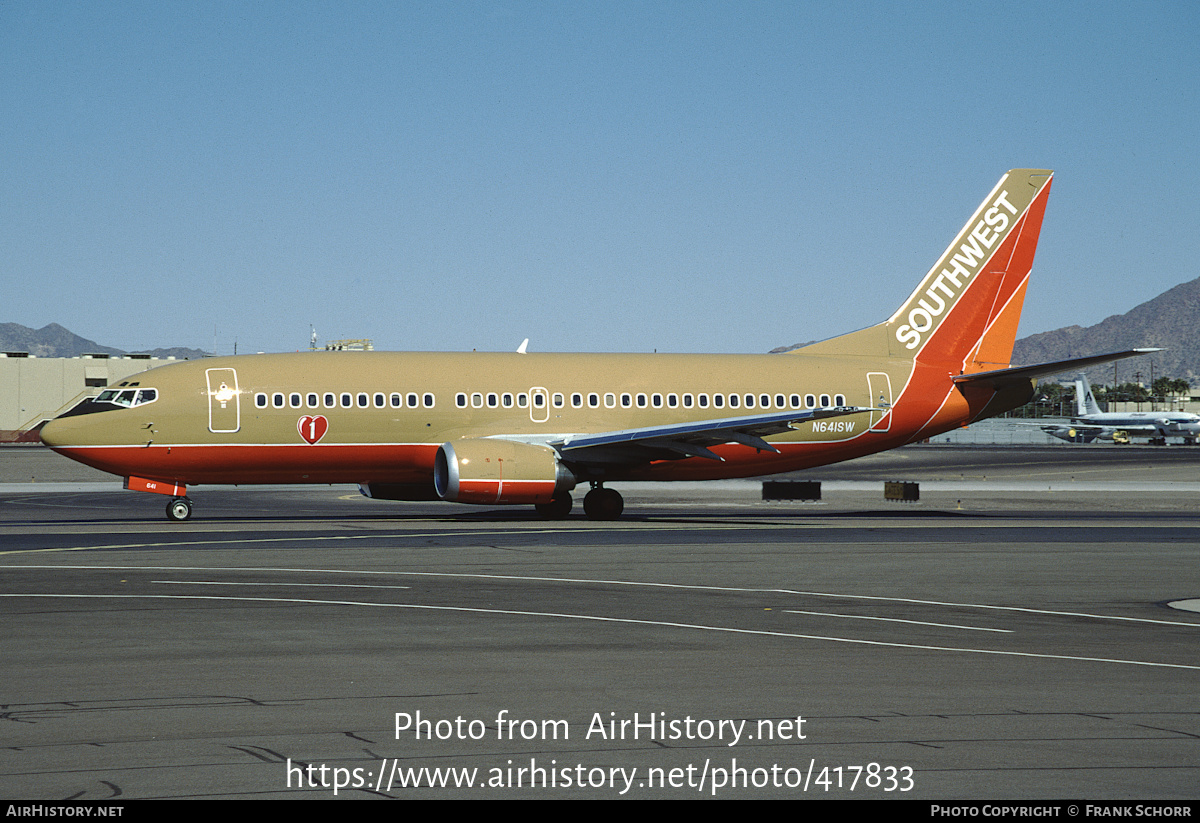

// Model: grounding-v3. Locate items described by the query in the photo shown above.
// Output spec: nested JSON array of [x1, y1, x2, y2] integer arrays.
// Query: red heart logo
[[297, 415, 328, 445]]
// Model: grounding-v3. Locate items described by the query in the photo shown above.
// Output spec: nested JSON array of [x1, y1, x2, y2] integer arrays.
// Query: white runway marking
[[782, 609, 1011, 633], [152, 580, 411, 590], [6, 563, 1200, 628], [2, 590, 1197, 672]]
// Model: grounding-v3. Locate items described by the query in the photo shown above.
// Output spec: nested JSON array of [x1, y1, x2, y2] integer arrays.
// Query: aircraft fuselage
[[41, 349, 977, 487]]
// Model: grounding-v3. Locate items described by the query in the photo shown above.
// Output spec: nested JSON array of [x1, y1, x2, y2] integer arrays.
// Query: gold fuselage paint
[[42, 347, 970, 486], [41, 170, 1084, 513]]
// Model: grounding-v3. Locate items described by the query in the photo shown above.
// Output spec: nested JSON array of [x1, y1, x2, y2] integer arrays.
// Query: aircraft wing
[[953, 349, 1161, 390], [1010, 420, 1165, 436], [548, 406, 873, 464]]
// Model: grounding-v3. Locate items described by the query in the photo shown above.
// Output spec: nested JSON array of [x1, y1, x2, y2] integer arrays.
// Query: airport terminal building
[[0, 352, 178, 442]]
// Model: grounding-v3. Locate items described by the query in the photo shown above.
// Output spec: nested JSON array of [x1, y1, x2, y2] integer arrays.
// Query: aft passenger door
[[206, 368, 240, 433], [867, 372, 892, 432]]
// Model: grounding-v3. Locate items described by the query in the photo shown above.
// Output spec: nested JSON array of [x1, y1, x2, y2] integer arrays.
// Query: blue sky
[[3, 1, 1197, 355]]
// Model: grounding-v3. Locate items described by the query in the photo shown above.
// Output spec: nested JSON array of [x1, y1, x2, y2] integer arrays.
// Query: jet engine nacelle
[[1042, 426, 1097, 444], [434, 438, 576, 505]]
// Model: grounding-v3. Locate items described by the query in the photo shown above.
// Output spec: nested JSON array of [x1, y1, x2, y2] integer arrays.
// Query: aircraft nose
[[39, 398, 112, 449], [38, 416, 69, 449], [39, 422, 61, 448], [39, 406, 104, 450]]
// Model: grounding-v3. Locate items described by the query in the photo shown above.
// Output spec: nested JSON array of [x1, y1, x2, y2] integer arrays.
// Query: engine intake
[[434, 439, 576, 505]]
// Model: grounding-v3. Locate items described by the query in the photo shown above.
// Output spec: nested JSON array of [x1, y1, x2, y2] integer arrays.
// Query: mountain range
[[771, 276, 1199, 387], [7, 275, 1199, 387], [1010, 277, 1200, 386], [0, 323, 208, 362]]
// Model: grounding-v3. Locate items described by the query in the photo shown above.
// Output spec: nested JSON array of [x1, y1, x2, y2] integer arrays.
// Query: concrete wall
[[0, 355, 182, 439]]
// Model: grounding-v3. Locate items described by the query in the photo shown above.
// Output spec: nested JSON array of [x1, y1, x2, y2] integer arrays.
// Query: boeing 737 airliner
[[40, 169, 1152, 521], [1039, 373, 1198, 444]]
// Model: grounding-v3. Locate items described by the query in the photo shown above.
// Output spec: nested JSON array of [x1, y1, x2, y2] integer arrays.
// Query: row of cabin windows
[[254, 392, 436, 410], [452, 391, 847, 411], [253, 389, 850, 414]]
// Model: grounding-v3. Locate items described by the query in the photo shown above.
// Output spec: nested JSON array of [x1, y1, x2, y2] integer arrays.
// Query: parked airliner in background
[[41, 169, 1153, 521], [1039, 373, 1199, 444]]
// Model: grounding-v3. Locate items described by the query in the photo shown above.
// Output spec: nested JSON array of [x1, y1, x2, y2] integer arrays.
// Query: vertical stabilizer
[[886, 169, 1053, 369], [793, 170, 1053, 366], [1075, 373, 1103, 416]]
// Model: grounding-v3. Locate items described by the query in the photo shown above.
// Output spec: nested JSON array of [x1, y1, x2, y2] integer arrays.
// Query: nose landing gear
[[166, 496, 193, 522]]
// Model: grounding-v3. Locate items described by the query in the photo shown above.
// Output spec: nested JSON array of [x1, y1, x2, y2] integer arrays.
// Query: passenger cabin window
[[424, 393, 435, 408], [325, 393, 336, 408], [819, 394, 831, 408], [255, 393, 267, 408], [309, 393, 320, 408], [273, 393, 285, 408], [290, 393, 302, 408], [456, 393, 467, 408], [834, 394, 846, 406]]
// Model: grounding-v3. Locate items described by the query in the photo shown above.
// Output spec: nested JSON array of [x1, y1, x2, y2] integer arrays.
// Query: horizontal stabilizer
[[953, 349, 1161, 390]]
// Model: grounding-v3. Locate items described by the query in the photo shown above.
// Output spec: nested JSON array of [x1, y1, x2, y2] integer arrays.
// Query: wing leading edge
[[549, 406, 873, 463]]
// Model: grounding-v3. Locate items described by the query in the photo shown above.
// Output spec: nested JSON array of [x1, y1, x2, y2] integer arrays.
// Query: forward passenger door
[[206, 368, 240, 433]]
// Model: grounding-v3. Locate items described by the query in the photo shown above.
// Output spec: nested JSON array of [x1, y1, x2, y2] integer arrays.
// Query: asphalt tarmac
[[1, 445, 1198, 799]]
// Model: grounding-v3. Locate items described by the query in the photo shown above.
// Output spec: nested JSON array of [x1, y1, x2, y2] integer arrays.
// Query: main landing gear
[[166, 496, 194, 522], [583, 484, 624, 521], [532, 484, 625, 521], [534, 495, 573, 520]]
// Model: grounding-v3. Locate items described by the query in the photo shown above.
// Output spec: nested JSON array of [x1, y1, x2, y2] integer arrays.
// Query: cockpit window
[[95, 388, 158, 408]]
